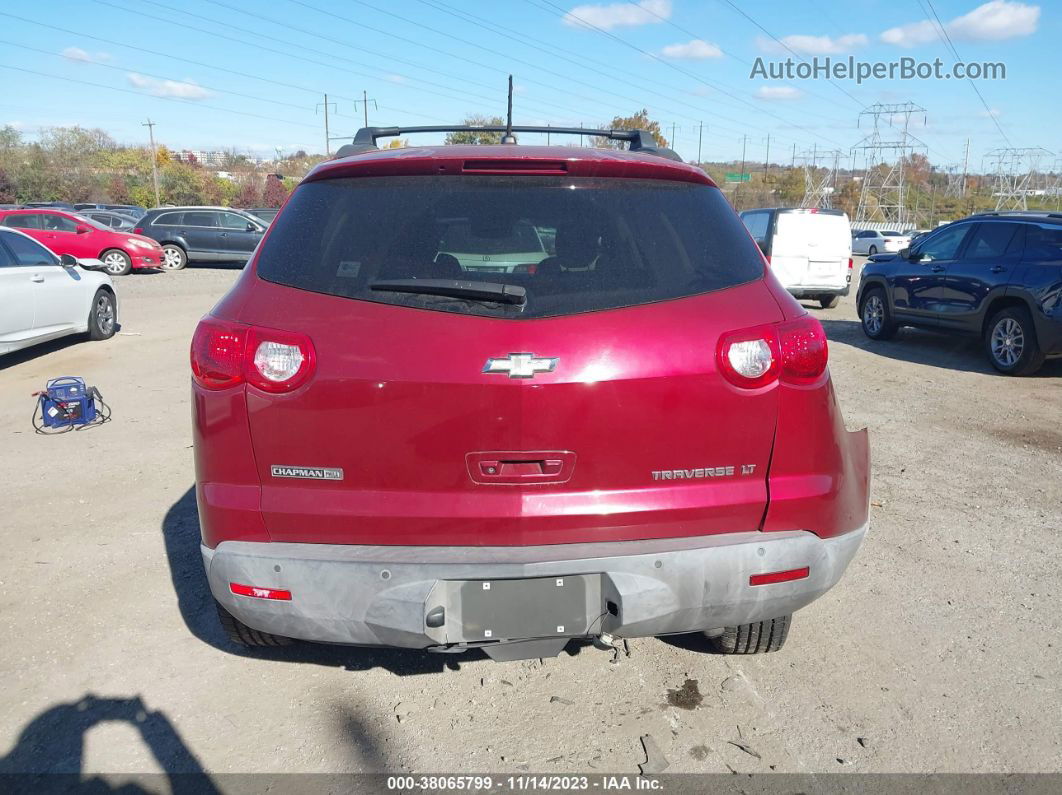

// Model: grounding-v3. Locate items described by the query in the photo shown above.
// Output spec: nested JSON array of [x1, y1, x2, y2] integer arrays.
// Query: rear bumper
[[203, 523, 866, 648], [787, 283, 850, 299]]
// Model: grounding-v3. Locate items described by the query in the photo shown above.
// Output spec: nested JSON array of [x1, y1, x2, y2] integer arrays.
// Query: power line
[[527, 0, 852, 152], [714, 0, 864, 107], [0, 64, 321, 131], [918, 0, 1012, 147]]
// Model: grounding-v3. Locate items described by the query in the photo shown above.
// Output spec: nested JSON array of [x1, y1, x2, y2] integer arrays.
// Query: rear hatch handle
[[467, 452, 576, 485]]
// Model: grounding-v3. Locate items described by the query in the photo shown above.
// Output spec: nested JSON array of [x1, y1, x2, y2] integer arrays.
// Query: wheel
[[87, 289, 116, 340], [707, 615, 791, 654], [215, 601, 293, 647], [161, 244, 187, 270], [819, 294, 841, 309], [860, 287, 897, 340], [868, 245, 878, 256], [984, 307, 1045, 376], [100, 249, 132, 276]]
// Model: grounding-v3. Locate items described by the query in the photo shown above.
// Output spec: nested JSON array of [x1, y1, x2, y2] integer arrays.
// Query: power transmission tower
[[985, 147, 1052, 210], [142, 118, 160, 208], [797, 146, 841, 208], [851, 102, 927, 228], [354, 90, 378, 128], [943, 164, 965, 198]]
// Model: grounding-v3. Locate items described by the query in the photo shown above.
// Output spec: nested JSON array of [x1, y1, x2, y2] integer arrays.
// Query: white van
[[739, 208, 853, 308]]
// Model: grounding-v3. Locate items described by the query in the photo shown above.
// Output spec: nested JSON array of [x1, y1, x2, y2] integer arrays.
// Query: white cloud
[[563, 0, 670, 31], [126, 73, 211, 100], [62, 46, 111, 64], [757, 33, 868, 55], [756, 85, 803, 101], [384, 74, 407, 84], [881, 1, 1039, 48], [660, 39, 723, 59]]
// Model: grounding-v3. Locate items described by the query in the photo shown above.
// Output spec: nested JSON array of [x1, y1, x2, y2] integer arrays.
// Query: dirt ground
[[1, 259, 1060, 779]]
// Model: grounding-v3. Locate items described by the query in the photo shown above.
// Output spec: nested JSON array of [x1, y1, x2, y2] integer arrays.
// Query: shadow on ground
[[0, 694, 218, 793], [162, 487, 486, 675], [819, 318, 1062, 378]]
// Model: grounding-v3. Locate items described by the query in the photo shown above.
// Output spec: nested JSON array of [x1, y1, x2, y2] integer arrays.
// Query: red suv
[[0, 209, 163, 275], [191, 127, 870, 661]]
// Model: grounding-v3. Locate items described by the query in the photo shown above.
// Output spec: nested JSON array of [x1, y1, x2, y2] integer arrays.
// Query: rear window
[[256, 176, 764, 319]]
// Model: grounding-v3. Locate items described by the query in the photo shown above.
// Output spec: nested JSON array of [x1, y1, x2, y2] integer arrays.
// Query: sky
[[0, 0, 1056, 170]]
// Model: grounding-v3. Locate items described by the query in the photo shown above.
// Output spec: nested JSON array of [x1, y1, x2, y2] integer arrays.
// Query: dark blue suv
[[857, 212, 1062, 375]]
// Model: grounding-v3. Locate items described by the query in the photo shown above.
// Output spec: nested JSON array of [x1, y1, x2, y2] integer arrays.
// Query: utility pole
[[670, 123, 677, 150], [697, 122, 703, 165], [791, 143, 796, 168], [961, 138, 970, 197], [316, 94, 335, 156], [354, 90, 378, 129], [736, 134, 747, 209], [763, 133, 771, 180], [142, 118, 160, 208]]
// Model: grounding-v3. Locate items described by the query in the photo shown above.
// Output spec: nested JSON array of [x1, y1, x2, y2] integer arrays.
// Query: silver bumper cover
[[203, 525, 866, 648]]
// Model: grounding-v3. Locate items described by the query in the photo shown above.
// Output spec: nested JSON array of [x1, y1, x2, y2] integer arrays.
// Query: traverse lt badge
[[271, 465, 344, 480]]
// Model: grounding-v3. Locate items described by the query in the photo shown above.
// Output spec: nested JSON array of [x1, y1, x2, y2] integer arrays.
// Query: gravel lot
[[1, 259, 1060, 779]]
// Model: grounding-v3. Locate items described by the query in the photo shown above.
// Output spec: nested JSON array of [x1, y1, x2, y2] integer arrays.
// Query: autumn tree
[[238, 179, 261, 207], [262, 174, 289, 207], [596, 109, 668, 149], [0, 168, 14, 203], [445, 115, 505, 145]]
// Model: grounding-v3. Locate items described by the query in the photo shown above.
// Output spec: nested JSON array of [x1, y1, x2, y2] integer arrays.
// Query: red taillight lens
[[190, 317, 316, 392], [777, 316, 829, 384], [848, 257, 854, 270], [230, 582, 292, 600], [190, 317, 246, 389], [133, 227, 143, 234], [717, 316, 828, 389]]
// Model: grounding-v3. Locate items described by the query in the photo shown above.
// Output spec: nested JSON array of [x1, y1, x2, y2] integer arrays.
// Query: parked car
[[739, 208, 853, 308], [191, 126, 870, 660], [242, 207, 280, 225], [857, 211, 1062, 375], [79, 210, 136, 231], [0, 209, 163, 276], [437, 218, 552, 273], [22, 201, 76, 210], [851, 229, 911, 255], [74, 203, 146, 219], [0, 227, 116, 355], [135, 206, 268, 270]]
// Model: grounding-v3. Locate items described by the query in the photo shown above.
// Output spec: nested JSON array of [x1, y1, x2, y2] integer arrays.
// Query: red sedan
[[0, 208, 164, 275]]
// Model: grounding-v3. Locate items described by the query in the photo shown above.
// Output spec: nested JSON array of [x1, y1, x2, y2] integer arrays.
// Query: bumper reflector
[[749, 567, 810, 586], [230, 582, 292, 601]]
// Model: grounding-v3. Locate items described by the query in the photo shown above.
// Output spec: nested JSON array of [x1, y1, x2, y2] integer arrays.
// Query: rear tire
[[860, 287, 897, 340], [161, 244, 187, 270], [215, 601, 294, 647], [87, 288, 116, 341], [707, 615, 791, 654], [984, 306, 1045, 376], [818, 294, 841, 309], [101, 248, 132, 276], [868, 245, 878, 256]]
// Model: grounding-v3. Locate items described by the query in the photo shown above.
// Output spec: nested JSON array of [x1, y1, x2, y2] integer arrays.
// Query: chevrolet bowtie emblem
[[483, 353, 559, 379]]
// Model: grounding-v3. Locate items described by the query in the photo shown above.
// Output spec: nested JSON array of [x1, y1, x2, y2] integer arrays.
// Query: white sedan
[[851, 229, 912, 256], [0, 227, 117, 355]]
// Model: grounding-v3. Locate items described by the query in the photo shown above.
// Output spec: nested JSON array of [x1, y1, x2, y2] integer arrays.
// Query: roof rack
[[334, 126, 683, 162], [970, 210, 1062, 219]]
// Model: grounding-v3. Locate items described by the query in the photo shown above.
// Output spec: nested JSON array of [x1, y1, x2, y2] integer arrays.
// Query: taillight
[[133, 227, 143, 234], [848, 257, 854, 270], [717, 316, 828, 389], [190, 317, 315, 392], [230, 582, 292, 600]]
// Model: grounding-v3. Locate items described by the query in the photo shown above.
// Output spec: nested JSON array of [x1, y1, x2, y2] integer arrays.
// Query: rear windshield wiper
[[369, 279, 527, 305]]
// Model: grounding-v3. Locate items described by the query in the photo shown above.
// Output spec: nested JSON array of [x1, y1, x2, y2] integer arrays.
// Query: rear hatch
[[771, 210, 851, 288], [240, 172, 784, 546]]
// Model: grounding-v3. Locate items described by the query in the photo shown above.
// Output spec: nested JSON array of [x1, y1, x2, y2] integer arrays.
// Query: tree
[[108, 175, 130, 204], [0, 168, 14, 203], [385, 138, 409, 149], [596, 109, 668, 149], [262, 174, 289, 207], [445, 115, 505, 145], [237, 179, 261, 207]]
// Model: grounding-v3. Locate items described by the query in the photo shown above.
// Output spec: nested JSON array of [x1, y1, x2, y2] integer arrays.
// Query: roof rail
[[334, 126, 683, 161], [970, 210, 1062, 219]]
